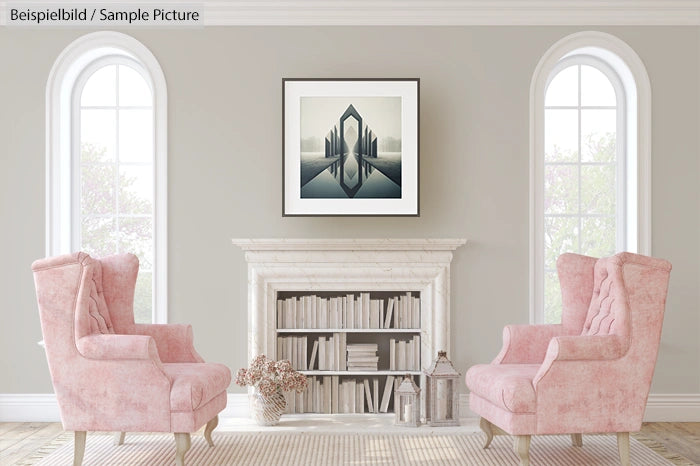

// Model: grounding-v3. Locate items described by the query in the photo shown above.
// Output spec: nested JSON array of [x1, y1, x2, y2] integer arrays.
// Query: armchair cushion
[[164, 363, 232, 412], [465, 364, 539, 414]]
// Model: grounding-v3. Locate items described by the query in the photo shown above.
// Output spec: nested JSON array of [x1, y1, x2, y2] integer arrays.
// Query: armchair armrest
[[132, 323, 204, 363], [77, 334, 161, 362], [493, 324, 564, 364], [533, 334, 627, 387], [543, 334, 626, 362]]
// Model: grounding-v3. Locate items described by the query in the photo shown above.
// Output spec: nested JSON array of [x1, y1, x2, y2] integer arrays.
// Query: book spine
[[413, 296, 420, 329], [364, 379, 373, 413], [373, 378, 379, 414], [331, 376, 339, 414], [380, 299, 384, 329], [389, 338, 396, 371], [347, 294, 355, 329], [277, 299, 284, 329], [319, 336, 326, 371], [413, 335, 420, 370]]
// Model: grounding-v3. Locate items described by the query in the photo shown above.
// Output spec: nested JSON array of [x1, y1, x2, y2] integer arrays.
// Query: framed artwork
[[283, 78, 419, 216]]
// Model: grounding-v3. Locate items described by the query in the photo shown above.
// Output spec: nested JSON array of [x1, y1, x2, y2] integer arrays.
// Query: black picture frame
[[282, 78, 420, 216]]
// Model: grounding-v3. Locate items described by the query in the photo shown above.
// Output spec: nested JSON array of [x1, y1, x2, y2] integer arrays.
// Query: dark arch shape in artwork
[[339, 104, 363, 158]]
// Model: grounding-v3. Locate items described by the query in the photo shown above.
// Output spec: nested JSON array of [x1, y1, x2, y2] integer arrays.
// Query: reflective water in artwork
[[300, 97, 402, 199]]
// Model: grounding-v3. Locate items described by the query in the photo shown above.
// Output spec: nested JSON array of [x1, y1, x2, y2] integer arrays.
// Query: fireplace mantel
[[232, 238, 467, 369]]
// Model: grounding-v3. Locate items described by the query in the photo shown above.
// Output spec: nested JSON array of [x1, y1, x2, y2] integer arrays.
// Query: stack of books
[[346, 343, 379, 371]]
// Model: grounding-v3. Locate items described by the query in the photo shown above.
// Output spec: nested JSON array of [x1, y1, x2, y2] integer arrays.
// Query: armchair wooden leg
[[114, 432, 126, 446], [617, 432, 631, 466], [204, 415, 219, 447], [571, 433, 583, 447], [73, 431, 86, 466], [174, 432, 191, 466], [479, 417, 494, 449], [514, 435, 531, 466]]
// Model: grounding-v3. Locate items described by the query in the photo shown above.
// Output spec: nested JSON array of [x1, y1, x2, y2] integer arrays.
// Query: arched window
[[531, 32, 651, 323], [47, 32, 167, 323]]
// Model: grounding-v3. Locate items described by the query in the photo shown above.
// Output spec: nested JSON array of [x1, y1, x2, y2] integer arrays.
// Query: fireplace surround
[[232, 239, 466, 374]]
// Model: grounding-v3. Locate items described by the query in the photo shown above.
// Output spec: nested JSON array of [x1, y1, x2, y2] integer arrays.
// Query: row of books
[[277, 292, 420, 329], [277, 334, 348, 371], [284, 375, 399, 414], [389, 336, 421, 371], [277, 334, 422, 372]]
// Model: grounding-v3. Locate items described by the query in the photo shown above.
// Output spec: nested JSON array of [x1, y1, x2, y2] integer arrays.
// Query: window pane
[[81, 109, 116, 161], [581, 216, 616, 258], [119, 165, 153, 215], [545, 109, 578, 162], [134, 271, 152, 324], [118, 217, 153, 270], [80, 110, 117, 162], [119, 109, 153, 164], [581, 165, 616, 215], [81, 65, 116, 107], [545, 65, 578, 107], [581, 65, 616, 107], [118, 65, 152, 107], [544, 216, 579, 269], [81, 216, 117, 257], [81, 159, 115, 216], [544, 271, 563, 324], [581, 109, 616, 162], [545, 165, 578, 214]]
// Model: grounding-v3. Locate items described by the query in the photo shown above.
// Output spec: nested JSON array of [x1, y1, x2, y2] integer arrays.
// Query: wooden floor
[[0, 422, 698, 465]]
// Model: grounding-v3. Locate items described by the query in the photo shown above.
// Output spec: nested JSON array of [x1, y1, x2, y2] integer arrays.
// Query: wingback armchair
[[32, 252, 231, 466], [465, 252, 671, 466]]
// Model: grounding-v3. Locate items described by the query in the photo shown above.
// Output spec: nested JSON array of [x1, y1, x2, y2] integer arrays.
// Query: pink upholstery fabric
[[32, 252, 231, 434], [465, 364, 539, 413], [466, 252, 671, 437], [164, 363, 231, 412], [134, 324, 205, 363], [492, 324, 563, 364]]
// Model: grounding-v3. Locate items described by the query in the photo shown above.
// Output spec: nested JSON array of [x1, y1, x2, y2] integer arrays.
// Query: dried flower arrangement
[[235, 354, 308, 397]]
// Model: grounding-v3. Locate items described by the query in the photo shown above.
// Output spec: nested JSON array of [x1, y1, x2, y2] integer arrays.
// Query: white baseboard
[[0, 394, 62, 422], [2, 392, 699, 423], [644, 394, 700, 422]]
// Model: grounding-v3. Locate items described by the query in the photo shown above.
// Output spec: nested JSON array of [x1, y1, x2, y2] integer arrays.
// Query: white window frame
[[46, 31, 168, 324], [530, 31, 652, 324]]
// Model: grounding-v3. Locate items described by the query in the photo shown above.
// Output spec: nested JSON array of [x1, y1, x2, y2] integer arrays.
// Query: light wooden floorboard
[[639, 422, 700, 464], [0, 422, 699, 465], [0, 423, 64, 465]]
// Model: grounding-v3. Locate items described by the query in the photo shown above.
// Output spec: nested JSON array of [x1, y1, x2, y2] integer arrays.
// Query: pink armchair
[[32, 252, 231, 466], [465, 252, 671, 466]]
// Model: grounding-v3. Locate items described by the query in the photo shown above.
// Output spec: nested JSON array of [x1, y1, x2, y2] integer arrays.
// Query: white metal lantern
[[394, 374, 421, 427], [424, 350, 460, 426]]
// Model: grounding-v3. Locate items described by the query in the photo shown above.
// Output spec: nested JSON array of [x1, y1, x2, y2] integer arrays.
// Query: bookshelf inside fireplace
[[276, 291, 422, 415]]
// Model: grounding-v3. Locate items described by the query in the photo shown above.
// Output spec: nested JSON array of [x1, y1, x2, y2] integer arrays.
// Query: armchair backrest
[[581, 254, 631, 338], [32, 252, 140, 374], [551, 252, 671, 431]]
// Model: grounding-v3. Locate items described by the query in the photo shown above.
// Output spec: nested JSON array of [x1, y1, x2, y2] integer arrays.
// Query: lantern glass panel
[[436, 378, 453, 420]]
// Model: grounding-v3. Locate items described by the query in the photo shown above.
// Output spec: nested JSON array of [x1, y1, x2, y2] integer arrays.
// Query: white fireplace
[[232, 239, 466, 375]]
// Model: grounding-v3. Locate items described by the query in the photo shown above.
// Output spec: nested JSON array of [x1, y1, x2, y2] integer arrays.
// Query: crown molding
[[2, 1, 700, 26]]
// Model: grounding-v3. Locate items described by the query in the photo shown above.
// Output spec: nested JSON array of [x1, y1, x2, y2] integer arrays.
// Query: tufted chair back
[[581, 255, 631, 338], [75, 254, 115, 339]]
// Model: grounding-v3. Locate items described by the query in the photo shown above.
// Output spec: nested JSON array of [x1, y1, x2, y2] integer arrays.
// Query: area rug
[[26, 431, 677, 466]]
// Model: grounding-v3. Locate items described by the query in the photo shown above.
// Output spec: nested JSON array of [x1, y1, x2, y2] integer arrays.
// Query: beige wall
[[1, 26, 697, 395]]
